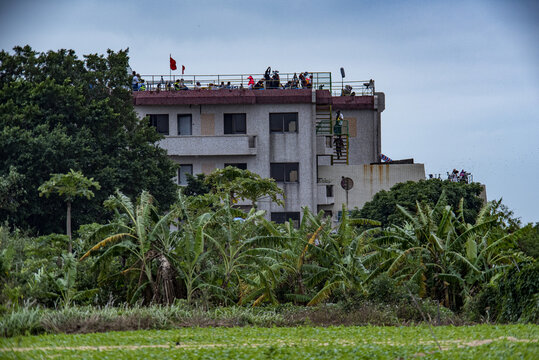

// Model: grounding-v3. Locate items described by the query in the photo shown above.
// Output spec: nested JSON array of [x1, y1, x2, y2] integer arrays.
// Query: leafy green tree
[[0, 166, 26, 213], [517, 223, 539, 259], [356, 179, 484, 227], [205, 166, 284, 208], [39, 169, 100, 252], [0, 45, 177, 234], [183, 173, 211, 197]]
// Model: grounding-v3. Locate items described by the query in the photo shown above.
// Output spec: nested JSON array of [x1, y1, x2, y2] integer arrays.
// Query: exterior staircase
[[331, 132, 349, 165], [315, 105, 349, 165], [315, 105, 332, 135]]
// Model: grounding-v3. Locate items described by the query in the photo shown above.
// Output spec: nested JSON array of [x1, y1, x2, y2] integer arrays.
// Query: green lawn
[[1, 325, 537, 359]]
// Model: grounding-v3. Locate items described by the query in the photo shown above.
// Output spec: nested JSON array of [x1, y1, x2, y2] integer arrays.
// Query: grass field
[[1, 324, 537, 359]]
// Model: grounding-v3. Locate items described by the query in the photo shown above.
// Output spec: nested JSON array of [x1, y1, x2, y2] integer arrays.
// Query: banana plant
[[168, 192, 223, 304], [376, 194, 525, 309], [204, 196, 282, 304], [80, 190, 176, 304]]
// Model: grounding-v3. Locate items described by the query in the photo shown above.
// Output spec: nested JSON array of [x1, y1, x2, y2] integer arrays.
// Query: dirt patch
[[412, 337, 538, 357]]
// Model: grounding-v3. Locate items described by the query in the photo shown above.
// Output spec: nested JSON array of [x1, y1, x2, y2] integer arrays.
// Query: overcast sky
[[1, 0, 538, 223]]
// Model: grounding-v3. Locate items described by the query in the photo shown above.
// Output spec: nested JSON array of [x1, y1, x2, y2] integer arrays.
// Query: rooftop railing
[[138, 72, 331, 91], [136, 72, 376, 96]]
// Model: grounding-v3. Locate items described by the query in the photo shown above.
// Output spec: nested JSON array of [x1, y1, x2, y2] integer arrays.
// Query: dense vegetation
[[355, 179, 485, 226], [0, 47, 537, 344], [0, 46, 177, 234], [1, 175, 537, 335]]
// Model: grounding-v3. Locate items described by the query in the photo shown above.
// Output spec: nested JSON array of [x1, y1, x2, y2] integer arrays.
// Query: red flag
[[170, 56, 177, 71], [182, 65, 185, 75]]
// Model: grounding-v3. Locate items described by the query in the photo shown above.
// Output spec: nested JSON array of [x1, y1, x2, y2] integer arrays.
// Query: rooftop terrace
[[135, 72, 375, 96], [133, 72, 378, 110], [133, 89, 377, 110]]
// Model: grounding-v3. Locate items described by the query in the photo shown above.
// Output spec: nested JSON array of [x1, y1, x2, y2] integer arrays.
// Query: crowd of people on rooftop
[[131, 68, 374, 96], [448, 169, 470, 183], [131, 67, 320, 92]]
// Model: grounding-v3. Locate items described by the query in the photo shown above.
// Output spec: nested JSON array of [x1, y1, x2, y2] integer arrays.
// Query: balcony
[[160, 135, 257, 157]]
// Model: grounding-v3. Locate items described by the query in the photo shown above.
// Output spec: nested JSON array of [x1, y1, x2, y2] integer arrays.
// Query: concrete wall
[[134, 103, 317, 216], [343, 109, 381, 165], [317, 163, 426, 218], [134, 94, 395, 221]]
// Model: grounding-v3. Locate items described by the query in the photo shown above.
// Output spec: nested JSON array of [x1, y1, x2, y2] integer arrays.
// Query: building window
[[270, 113, 298, 133], [224, 163, 247, 170], [224, 113, 246, 134], [178, 164, 193, 186], [148, 114, 169, 135], [326, 185, 333, 197], [177, 114, 192, 135], [271, 212, 300, 227], [270, 163, 299, 182]]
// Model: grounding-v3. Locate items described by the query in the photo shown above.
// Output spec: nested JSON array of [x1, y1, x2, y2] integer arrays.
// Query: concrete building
[[132, 72, 425, 223]]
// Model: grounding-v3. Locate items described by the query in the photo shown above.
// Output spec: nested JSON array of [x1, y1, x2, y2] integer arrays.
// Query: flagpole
[[169, 53, 171, 82]]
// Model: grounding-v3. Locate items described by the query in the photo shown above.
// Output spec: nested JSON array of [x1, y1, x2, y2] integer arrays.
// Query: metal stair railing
[[331, 119, 349, 165], [315, 105, 332, 135]]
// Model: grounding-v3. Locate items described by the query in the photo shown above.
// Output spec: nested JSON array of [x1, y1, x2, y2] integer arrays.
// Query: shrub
[[0, 307, 43, 337], [498, 262, 539, 323], [367, 274, 409, 304], [466, 262, 539, 324]]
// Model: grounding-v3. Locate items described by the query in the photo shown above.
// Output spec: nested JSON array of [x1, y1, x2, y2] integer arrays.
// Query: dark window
[[326, 185, 333, 197], [148, 114, 169, 135], [224, 113, 246, 134], [178, 164, 193, 186], [224, 163, 247, 170], [177, 114, 192, 135], [271, 212, 300, 227], [270, 163, 299, 182], [270, 113, 298, 133]]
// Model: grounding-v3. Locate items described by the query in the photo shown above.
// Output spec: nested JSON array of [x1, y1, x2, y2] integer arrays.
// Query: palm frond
[[80, 233, 136, 261], [307, 280, 344, 306], [387, 247, 423, 276]]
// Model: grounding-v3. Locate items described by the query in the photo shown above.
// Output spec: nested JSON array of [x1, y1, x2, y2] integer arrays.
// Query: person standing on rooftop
[[132, 71, 139, 91]]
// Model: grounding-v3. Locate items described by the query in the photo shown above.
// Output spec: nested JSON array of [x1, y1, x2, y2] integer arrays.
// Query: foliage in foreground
[[0, 176, 536, 327], [0, 296, 463, 338]]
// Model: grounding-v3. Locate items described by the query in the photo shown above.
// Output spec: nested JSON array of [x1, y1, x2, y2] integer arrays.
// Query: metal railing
[[137, 72, 332, 92], [135, 72, 375, 96], [331, 80, 375, 96]]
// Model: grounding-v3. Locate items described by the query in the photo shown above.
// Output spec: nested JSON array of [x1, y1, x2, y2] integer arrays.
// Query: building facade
[[133, 77, 424, 222]]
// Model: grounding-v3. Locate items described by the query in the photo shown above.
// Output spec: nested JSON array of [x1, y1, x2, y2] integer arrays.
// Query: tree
[[39, 169, 100, 252], [356, 179, 484, 227], [205, 166, 284, 208], [0, 45, 178, 234], [0, 166, 25, 213], [80, 190, 178, 304], [375, 195, 526, 309], [183, 173, 211, 197]]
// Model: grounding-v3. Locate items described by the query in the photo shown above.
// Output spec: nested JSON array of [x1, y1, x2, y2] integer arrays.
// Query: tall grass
[[0, 301, 465, 338]]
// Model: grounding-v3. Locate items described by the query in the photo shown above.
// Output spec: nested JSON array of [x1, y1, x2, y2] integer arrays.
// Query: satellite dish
[[340, 67, 345, 78]]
